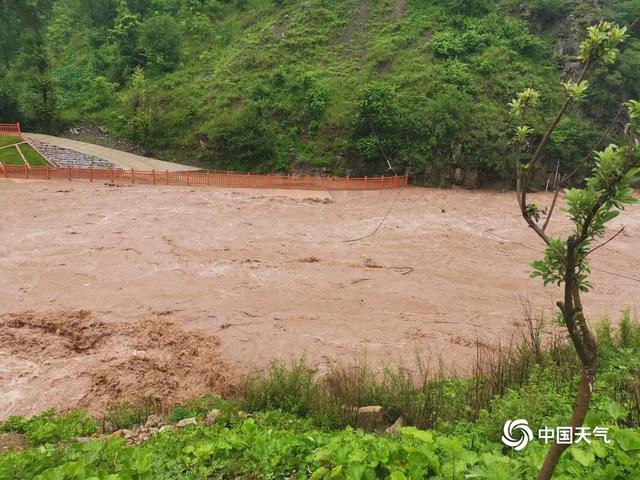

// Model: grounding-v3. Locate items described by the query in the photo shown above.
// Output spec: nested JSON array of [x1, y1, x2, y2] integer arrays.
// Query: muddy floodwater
[[1, 179, 638, 417]]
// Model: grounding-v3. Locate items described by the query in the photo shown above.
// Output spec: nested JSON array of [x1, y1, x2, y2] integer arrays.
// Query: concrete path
[[24, 133, 191, 171]]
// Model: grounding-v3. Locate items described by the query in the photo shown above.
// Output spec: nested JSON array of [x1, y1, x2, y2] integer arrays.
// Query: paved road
[[24, 133, 191, 171]]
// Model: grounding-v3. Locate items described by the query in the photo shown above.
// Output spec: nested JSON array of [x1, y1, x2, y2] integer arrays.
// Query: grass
[[0, 146, 26, 165], [19, 144, 48, 166], [102, 398, 161, 432], [0, 136, 22, 148], [239, 307, 640, 431], [0, 139, 49, 167]]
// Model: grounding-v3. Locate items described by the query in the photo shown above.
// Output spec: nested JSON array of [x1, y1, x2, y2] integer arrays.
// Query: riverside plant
[[509, 20, 640, 480]]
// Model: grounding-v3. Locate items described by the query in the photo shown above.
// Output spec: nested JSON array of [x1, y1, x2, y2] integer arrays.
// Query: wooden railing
[[0, 123, 21, 136], [0, 164, 409, 190]]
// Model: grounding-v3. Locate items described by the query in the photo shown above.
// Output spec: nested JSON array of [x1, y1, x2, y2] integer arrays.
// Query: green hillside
[[1, 0, 639, 184]]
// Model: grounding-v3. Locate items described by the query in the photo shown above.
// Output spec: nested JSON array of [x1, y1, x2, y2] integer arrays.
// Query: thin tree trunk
[[536, 364, 596, 480], [536, 238, 598, 480]]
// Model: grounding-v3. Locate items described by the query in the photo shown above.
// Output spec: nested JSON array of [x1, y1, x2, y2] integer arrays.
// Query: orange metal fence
[[0, 123, 21, 136], [0, 164, 408, 190]]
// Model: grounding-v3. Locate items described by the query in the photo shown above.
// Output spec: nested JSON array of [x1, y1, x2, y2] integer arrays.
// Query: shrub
[[138, 15, 181, 73], [0, 409, 97, 446], [618, 308, 636, 348], [242, 359, 323, 418], [103, 397, 160, 431], [208, 106, 277, 171], [168, 394, 234, 423], [355, 83, 399, 135]]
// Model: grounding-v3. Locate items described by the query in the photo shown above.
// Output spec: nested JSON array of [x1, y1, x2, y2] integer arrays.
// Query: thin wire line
[[342, 186, 405, 242]]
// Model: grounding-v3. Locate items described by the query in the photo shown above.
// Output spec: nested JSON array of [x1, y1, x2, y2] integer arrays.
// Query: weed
[[0, 409, 96, 446], [103, 397, 161, 432]]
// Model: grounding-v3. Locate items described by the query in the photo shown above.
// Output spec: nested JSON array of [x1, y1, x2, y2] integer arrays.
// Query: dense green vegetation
[[1, 0, 639, 184], [2, 311, 640, 479]]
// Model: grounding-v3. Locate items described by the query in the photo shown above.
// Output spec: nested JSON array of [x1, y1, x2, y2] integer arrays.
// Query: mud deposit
[[0, 310, 229, 418]]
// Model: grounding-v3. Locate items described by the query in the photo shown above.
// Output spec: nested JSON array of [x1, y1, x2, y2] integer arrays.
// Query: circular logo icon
[[502, 419, 533, 451]]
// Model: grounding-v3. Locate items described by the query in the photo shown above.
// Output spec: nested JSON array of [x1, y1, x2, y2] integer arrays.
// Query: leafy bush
[[104, 397, 160, 431], [208, 106, 277, 171], [355, 83, 399, 135], [1, 409, 97, 446], [2, 411, 640, 479], [242, 359, 323, 418], [138, 15, 181, 73]]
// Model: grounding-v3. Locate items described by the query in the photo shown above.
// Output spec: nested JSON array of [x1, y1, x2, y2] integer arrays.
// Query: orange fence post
[[165, 170, 169, 185], [110, 168, 115, 183], [364, 176, 368, 189], [2, 163, 7, 178], [206, 171, 210, 186], [381, 176, 385, 188], [68, 165, 72, 181], [47, 166, 51, 180], [89, 167, 93, 182], [152, 169, 156, 185], [131, 168, 135, 184]]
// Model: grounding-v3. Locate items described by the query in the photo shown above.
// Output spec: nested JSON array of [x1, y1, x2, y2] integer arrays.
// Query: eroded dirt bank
[[0, 180, 638, 417], [0, 310, 230, 419]]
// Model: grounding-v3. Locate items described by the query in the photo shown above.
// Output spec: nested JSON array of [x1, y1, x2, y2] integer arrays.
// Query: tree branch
[[517, 62, 593, 244], [585, 227, 625, 257], [542, 169, 561, 232], [577, 137, 638, 244]]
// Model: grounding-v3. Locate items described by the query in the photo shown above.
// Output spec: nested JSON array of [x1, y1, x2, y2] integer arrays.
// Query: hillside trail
[[343, 0, 369, 65], [23, 133, 189, 172]]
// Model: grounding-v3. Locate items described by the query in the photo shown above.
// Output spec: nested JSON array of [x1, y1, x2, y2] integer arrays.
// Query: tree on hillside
[[2, 0, 56, 131], [353, 83, 401, 175], [138, 14, 181, 73], [121, 66, 152, 143], [509, 21, 639, 480]]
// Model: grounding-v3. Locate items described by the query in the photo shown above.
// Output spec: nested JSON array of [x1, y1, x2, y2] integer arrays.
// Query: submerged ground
[[0, 179, 638, 418]]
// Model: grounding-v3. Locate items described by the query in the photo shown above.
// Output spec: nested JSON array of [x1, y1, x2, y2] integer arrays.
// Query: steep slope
[[1, 0, 639, 185]]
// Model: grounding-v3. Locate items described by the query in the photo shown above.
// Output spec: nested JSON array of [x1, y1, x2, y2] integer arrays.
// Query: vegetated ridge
[[1, 0, 639, 185]]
